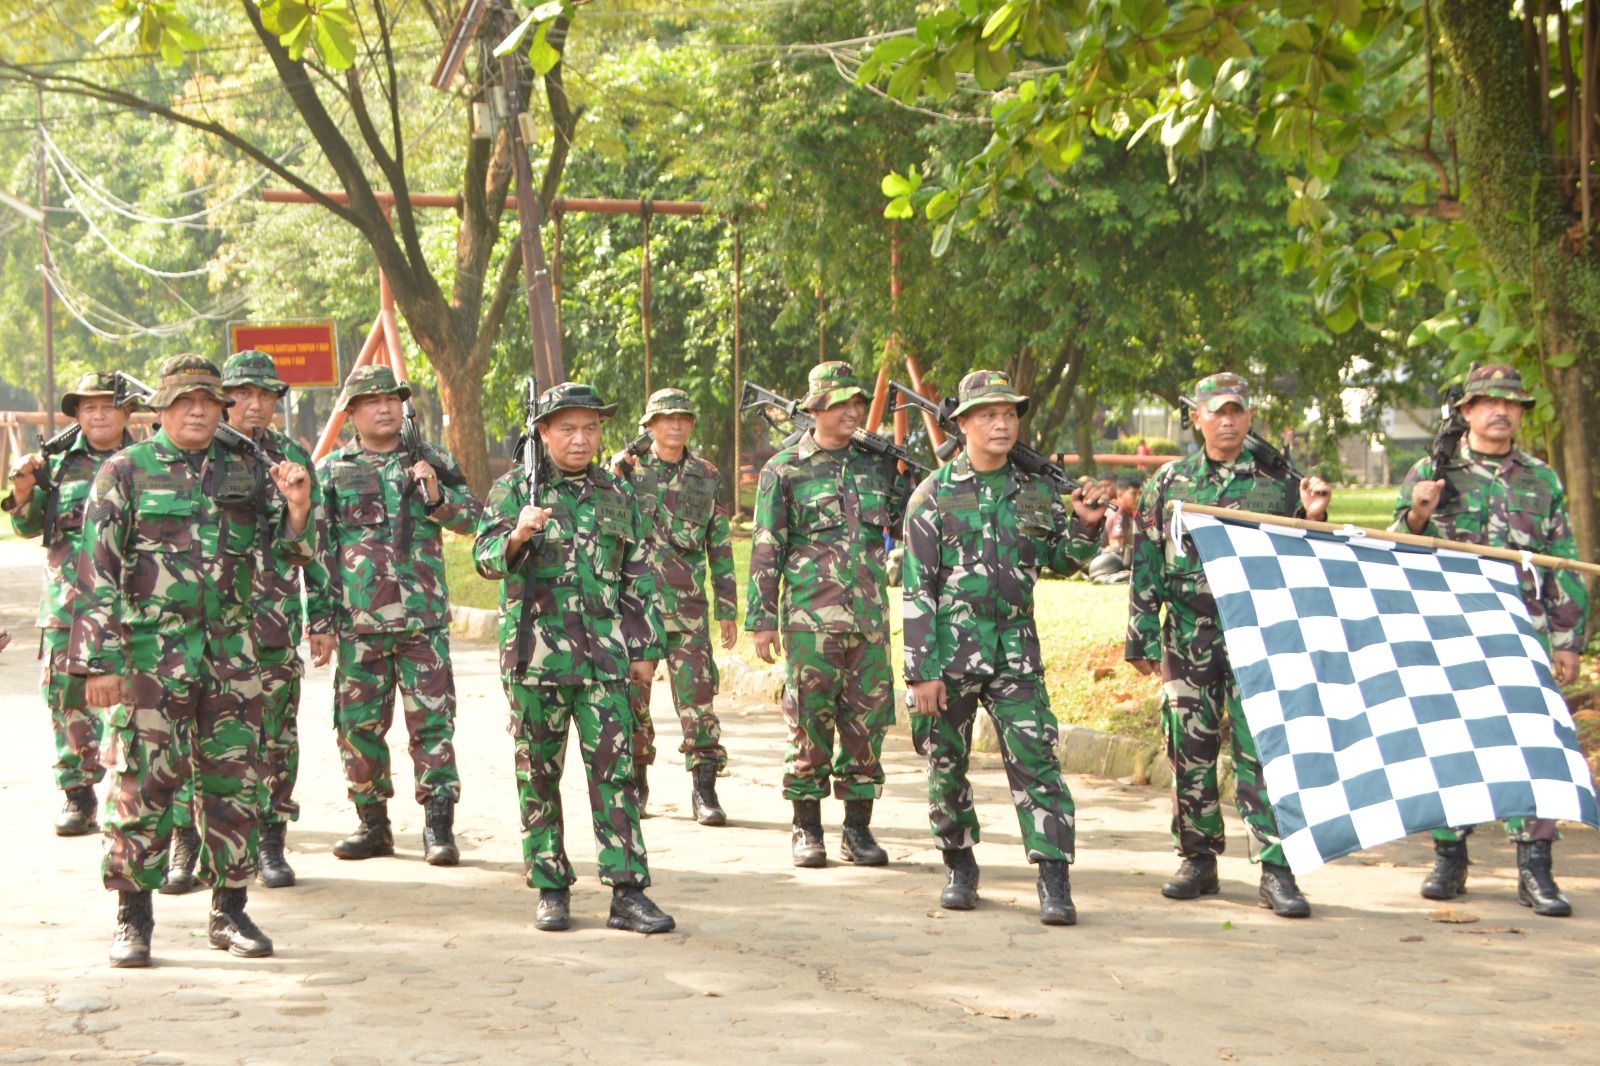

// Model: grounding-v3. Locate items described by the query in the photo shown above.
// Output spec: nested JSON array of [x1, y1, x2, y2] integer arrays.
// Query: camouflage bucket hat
[[803, 360, 870, 411], [1456, 363, 1534, 408], [950, 369, 1030, 419], [340, 364, 411, 411], [60, 370, 122, 417], [1194, 372, 1252, 411], [536, 381, 618, 422], [144, 354, 234, 410], [639, 387, 697, 428], [222, 349, 290, 397]]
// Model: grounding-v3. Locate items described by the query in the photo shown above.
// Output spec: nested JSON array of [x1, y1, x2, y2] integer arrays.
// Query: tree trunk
[[1009, 345, 1040, 442], [1029, 340, 1088, 454], [1437, 1, 1600, 566], [436, 360, 490, 491], [1075, 388, 1098, 476]]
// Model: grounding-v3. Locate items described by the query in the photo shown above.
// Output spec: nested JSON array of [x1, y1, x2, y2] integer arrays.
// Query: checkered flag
[[1178, 510, 1599, 873]]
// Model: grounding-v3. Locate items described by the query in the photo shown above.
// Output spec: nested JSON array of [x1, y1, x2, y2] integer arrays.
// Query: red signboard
[[227, 321, 340, 388]]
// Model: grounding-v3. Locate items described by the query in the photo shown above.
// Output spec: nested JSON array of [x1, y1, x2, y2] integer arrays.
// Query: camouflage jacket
[[251, 427, 320, 649], [626, 450, 736, 634], [2, 433, 123, 630], [1391, 447, 1588, 652], [67, 429, 314, 676], [473, 463, 665, 683], [307, 441, 479, 636], [1126, 449, 1303, 660], [745, 434, 910, 633], [903, 455, 1101, 681]]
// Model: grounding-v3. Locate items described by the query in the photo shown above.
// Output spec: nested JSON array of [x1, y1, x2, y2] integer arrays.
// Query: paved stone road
[[0, 537, 1596, 1065]]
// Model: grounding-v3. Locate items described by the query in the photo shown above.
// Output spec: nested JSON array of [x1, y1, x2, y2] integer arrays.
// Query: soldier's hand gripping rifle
[[1427, 378, 1470, 510], [31, 421, 81, 547], [739, 382, 929, 475], [1176, 395, 1305, 480], [513, 377, 544, 676], [609, 429, 655, 472], [890, 381, 1077, 494]]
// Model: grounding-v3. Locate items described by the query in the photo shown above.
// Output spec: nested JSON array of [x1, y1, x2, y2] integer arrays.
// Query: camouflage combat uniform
[[3, 375, 130, 812], [746, 366, 909, 804], [69, 368, 313, 894], [308, 368, 479, 815], [904, 445, 1100, 862], [1127, 421, 1302, 868], [624, 431, 737, 773], [473, 383, 665, 891], [1393, 372, 1588, 847]]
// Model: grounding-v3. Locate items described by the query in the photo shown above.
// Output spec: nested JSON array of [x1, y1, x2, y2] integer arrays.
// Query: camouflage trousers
[[334, 627, 460, 808], [102, 630, 263, 892], [1161, 615, 1285, 866], [780, 630, 890, 802], [39, 627, 104, 791], [912, 673, 1075, 863], [629, 628, 726, 772], [506, 678, 649, 890], [258, 645, 303, 824]]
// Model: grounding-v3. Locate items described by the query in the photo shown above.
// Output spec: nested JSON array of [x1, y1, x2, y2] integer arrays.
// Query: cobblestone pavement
[[0, 538, 1596, 1065]]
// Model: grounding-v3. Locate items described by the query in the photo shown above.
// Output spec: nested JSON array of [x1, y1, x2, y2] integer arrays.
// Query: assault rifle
[[890, 381, 1076, 494], [739, 382, 929, 475], [396, 396, 427, 554], [1176, 395, 1304, 480], [512, 376, 544, 675], [1427, 377, 1471, 509], [31, 421, 81, 547], [611, 429, 655, 469]]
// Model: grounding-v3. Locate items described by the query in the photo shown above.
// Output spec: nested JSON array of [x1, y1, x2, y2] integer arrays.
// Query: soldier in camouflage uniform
[[1126, 372, 1331, 918], [70, 354, 314, 967], [308, 365, 480, 868], [610, 388, 738, 826], [474, 382, 674, 934], [4, 372, 135, 836], [903, 371, 1108, 925], [1394, 363, 1588, 917], [222, 350, 319, 888], [746, 361, 910, 868]]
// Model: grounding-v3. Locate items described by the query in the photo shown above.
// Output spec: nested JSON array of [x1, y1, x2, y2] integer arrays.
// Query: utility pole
[[37, 86, 55, 433], [498, 53, 563, 386]]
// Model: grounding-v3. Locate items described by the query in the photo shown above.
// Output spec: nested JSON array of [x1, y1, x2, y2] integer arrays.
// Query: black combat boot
[[791, 799, 825, 868], [108, 890, 153, 969], [1258, 862, 1311, 918], [535, 887, 571, 932], [1160, 854, 1219, 900], [423, 796, 460, 866], [939, 847, 979, 910], [257, 821, 296, 888], [1517, 840, 1572, 917], [840, 799, 888, 866], [1419, 838, 1469, 901], [690, 764, 726, 827], [55, 785, 98, 837], [636, 765, 651, 818], [207, 886, 273, 957], [608, 886, 676, 934], [1037, 860, 1077, 926], [332, 802, 394, 860], [159, 825, 201, 895]]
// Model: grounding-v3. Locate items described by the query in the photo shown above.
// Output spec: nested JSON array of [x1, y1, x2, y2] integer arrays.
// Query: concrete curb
[[448, 602, 499, 644]]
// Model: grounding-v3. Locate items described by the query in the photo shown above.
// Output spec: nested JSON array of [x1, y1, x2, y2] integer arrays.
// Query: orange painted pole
[[866, 364, 891, 434], [903, 353, 945, 448], [311, 315, 383, 460]]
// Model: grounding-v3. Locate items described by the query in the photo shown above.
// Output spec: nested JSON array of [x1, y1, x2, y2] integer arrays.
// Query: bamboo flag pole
[[1166, 501, 1600, 577]]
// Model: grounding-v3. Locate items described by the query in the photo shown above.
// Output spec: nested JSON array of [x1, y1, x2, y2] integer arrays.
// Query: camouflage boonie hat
[[144, 354, 233, 410], [803, 361, 870, 411], [340, 364, 411, 411], [1456, 363, 1534, 408], [536, 381, 618, 422], [950, 369, 1030, 419], [639, 387, 696, 428], [222, 349, 290, 397], [60, 371, 122, 417], [1194, 372, 1252, 411]]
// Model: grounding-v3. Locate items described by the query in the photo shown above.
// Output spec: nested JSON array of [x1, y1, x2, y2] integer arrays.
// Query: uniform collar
[[950, 452, 1018, 496], [149, 428, 216, 461]]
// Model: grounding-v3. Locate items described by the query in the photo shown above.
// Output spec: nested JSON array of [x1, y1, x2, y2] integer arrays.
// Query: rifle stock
[[514, 377, 543, 675], [740, 381, 929, 474]]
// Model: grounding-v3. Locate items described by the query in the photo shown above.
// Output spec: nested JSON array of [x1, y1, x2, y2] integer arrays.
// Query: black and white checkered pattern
[[1181, 511, 1598, 873]]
